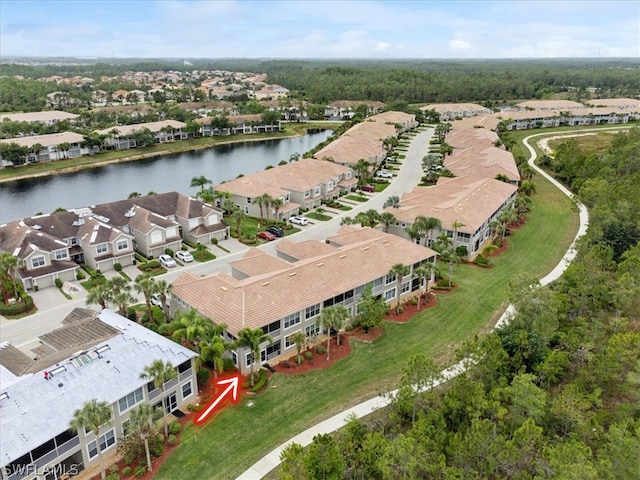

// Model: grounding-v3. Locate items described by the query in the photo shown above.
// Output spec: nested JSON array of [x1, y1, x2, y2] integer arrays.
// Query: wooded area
[[278, 128, 640, 479], [1, 58, 638, 112]]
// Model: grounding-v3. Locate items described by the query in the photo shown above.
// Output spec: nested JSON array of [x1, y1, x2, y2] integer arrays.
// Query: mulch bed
[[384, 292, 437, 323]]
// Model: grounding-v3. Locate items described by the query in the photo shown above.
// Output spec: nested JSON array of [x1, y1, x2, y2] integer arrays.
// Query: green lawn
[[155, 170, 578, 479], [305, 211, 332, 221]]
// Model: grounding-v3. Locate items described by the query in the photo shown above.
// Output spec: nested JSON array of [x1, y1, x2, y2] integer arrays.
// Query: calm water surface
[[0, 131, 332, 223]]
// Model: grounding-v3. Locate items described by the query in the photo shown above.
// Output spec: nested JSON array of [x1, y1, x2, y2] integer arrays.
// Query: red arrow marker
[[194, 375, 241, 425]]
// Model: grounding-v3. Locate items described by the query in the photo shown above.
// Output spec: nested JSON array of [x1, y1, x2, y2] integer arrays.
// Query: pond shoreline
[[0, 133, 306, 184]]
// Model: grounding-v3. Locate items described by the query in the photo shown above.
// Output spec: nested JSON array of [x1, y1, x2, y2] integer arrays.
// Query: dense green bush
[[223, 358, 236, 371], [251, 369, 268, 393], [121, 467, 131, 477], [168, 434, 177, 446], [211, 237, 218, 245], [114, 262, 122, 272], [164, 248, 174, 257], [76, 270, 86, 280], [182, 239, 198, 249], [474, 254, 491, 267], [304, 351, 313, 361], [197, 367, 211, 387], [0, 295, 34, 316], [54, 278, 63, 288], [316, 345, 325, 354], [168, 421, 181, 435]]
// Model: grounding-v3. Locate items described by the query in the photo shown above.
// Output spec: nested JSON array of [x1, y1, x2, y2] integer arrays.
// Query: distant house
[[95, 120, 188, 150], [0, 132, 89, 166], [324, 100, 386, 120], [384, 176, 518, 257], [421, 103, 492, 121], [213, 157, 357, 219], [195, 114, 280, 137], [0, 308, 198, 480], [0, 220, 79, 290], [170, 228, 436, 374], [0, 110, 79, 126], [3, 192, 227, 290]]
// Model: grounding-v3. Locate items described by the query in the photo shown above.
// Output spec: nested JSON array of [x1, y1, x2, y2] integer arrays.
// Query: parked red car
[[359, 184, 375, 193], [257, 231, 276, 241]]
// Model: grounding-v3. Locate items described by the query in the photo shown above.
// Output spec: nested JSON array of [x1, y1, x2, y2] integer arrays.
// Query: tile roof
[[0, 343, 33, 376], [387, 177, 518, 233], [0, 111, 79, 123], [172, 229, 436, 335], [94, 120, 186, 136], [0, 131, 85, 148]]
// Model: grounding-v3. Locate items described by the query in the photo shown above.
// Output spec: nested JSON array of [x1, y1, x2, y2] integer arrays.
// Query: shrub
[[211, 237, 218, 245], [164, 248, 174, 257], [183, 239, 197, 249], [150, 442, 164, 458], [76, 270, 86, 280], [168, 434, 177, 446], [186, 403, 200, 412], [196, 367, 211, 387], [474, 254, 491, 267], [252, 369, 268, 393], [279, 360, 296, 369], [114, 263, 122, 272], [181, 245, 188, 251], [316, 345, 325, 354], [109, 465, 119, 475], [135, 465, 146, 477], [397, 306, 404, 314], [223, 358, 235, 371], [122, 466, 132, 476], [127, 306, 137, 322], [33, 285, 39, 292], [54, 278, 63, 288], [106, 473, 120, 480], [134, 253, 147, 263], [168, 421, 181, 435], [304, 351, 313, 361]]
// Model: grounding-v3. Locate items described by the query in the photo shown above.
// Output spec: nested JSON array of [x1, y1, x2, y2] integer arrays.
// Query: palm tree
[[413, 263, 435, 310], [424, 217, 442, 247], [0, 250, 19, 300], [154, 280, 172, 321], [190, 175, 212, 194], [86, 283, 112, 310], [433, 232, 452, 254], [230, 208, 247, 236], [354, 158, 371, 182], [271, 197, 284, 223], [172, 309, 219, 354], [355, 209, 380, 229], [127, 403, 158, 472], [70, 399, 112, 480], [235, 327, 273, 387], [317, 305, 350, 361], [451, 220, 466, 249], [498, 209, 518, 241], [439, 249, 460, 289], [134, 274, 157, 323], [58, 142, 71, 159], [200, 334, 229, 379], [383, 195, 400, 209], [112, 290, 135, 317], [378, 211, 396, 233], [389, 263, 410, 314], [290, 331, 307, 365], [519, 180, 537, 197], [140, 360, 177, 438]]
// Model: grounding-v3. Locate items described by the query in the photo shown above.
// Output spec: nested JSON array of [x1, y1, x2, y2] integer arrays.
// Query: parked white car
[[175, 251, 194, 262], [376, 171, 393, 178], [159, 254, 177, 268], [151, 294, 162, 307], [289, 216, 309, 226]]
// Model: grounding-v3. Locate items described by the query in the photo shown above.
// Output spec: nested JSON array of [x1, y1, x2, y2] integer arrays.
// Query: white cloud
[[375, 42, 392, 51], [449, 39, 471, 51]]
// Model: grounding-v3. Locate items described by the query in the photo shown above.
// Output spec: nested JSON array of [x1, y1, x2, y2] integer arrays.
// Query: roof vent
[[124, 208, 136, 218], [339, 254, 346, 258], [262, 281, 270, 286], [288, 272, 296, 276], [0, 392, 8, 401], [316, 262, 324, 267], [32, 224, 42, 230], [72, 219, 85, 227]]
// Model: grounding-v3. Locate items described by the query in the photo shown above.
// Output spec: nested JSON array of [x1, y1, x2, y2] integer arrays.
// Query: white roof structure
[[0, 309, 197, 467]]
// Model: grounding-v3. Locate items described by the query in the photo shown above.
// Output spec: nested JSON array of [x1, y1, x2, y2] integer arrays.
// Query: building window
[[31, 256, 45, 268], [232, 351, 238, 366], [182, 381, 193, 399], [116, 240, 128, 251], [88, 429, 116, 459], [305, 303, 320, 319], [314, 187, 321, 196], [285, 332, 301, 349], [246, 197, 252, 204], [283, 312, 301, 329], [245, 352, 252, 367], [121, 419, 130, 437], [385, 288, 396, 301], [306, 323, 320, 337], [69, 237, 78, 246], [54, 249, 68, 260], [118, 387, 143, 413], [385, 273, 396, 285], [401, 281, 410, 294], [304, 190, 310, 198], [96, 244, 108, 254]]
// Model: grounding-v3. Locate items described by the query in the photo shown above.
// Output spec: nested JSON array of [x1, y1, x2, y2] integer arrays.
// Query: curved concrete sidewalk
[[237, 128, 598, 479]]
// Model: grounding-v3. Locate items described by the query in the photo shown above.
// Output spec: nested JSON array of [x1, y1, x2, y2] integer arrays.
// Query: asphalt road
[[0, 127, 434, 353]]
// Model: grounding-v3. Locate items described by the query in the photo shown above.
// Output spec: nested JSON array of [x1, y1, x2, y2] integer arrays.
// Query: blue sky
[[1, 0, 638, 59]]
